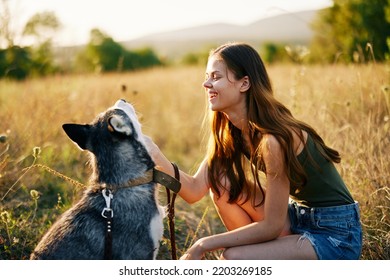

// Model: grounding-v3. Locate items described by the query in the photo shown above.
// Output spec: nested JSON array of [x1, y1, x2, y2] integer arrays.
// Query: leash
[[166, 162, 180, 260], [101, 188, 114, 259], [100, 164, 181, 260]]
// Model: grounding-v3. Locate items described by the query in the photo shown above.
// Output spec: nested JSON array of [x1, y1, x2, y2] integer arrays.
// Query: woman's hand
[[143, 135, 210, 204], [180, 239, 208, 260], [143, 135, 160, 159], [143, 135, 171, 169]]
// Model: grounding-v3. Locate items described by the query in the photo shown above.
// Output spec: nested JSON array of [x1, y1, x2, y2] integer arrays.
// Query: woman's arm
[[143, 135, 210, 204], [180, 134, 291, 259]]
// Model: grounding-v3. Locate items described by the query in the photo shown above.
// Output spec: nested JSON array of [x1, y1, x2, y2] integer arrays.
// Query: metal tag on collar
[[101, 188, 114, 218]]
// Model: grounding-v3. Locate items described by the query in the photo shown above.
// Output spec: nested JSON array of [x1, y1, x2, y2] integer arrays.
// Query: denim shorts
[[288, 202, 362, 260]]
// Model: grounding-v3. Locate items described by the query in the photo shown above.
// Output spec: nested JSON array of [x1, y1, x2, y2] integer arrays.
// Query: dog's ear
[[62, 124, 90, 150], [108, 115, 132, 136]]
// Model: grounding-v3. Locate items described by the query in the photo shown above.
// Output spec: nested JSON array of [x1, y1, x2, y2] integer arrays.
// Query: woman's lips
[[209, 92, 217, 100]]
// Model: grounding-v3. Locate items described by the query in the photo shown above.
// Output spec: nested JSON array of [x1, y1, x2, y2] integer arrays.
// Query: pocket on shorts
[[315, 218, 352, 237]]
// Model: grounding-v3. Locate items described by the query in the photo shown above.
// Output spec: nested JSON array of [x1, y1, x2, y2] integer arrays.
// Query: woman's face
[[203, 56, 248, 116]]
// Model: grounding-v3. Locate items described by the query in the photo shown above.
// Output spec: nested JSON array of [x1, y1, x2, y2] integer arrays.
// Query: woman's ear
[[240, 76, 251, 92]]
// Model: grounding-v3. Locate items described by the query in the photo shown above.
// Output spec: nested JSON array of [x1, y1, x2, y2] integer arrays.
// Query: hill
[[54, 9, 319, 65], [122, 9, 318, 57]]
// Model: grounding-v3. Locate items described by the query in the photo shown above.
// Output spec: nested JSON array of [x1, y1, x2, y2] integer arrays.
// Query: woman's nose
[[203, 79, 212, 88]]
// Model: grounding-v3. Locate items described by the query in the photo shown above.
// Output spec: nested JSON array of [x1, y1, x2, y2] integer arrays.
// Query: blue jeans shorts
[[288, 202, 363, 260]]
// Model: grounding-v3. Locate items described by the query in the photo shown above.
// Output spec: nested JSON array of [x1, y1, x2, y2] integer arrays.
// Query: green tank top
[[290, 135, 354, 207]]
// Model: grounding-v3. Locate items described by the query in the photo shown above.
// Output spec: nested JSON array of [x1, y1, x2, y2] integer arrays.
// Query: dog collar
[[153, 168, 181, 194]]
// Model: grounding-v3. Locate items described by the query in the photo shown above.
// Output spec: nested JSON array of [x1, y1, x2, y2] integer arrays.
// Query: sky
[[5, 0, 333, 47]]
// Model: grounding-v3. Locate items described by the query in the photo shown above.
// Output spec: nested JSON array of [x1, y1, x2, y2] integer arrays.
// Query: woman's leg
[[210, 185, 290, 235], [210, 185, 312, 259], [210, 187, 263, 230], [220, 235, 318, 260]]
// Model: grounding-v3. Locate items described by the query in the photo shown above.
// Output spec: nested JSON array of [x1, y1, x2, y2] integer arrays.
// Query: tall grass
[[0, 64, 389, 259]]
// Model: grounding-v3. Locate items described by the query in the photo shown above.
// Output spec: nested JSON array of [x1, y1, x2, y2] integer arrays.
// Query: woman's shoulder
[[260, 130, 308, 156], [259, 134, 284, 155], [259, 134, 286, 174]]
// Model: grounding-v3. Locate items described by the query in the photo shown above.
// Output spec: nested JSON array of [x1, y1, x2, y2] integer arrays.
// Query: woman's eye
[[205, 73, 221, 81]]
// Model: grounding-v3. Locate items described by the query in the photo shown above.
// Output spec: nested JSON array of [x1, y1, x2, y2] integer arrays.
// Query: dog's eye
[[120, 99, 127, 103]]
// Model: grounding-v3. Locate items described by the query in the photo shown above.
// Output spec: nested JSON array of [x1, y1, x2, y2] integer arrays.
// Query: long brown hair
[[206, 42, 341, 207]]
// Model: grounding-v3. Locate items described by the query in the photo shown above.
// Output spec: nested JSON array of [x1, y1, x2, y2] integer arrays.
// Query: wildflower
[[56, 193, 63, 209], [0, 211, 11, 224], [30, 189, 40, 200], [33, 146, 41, 159]]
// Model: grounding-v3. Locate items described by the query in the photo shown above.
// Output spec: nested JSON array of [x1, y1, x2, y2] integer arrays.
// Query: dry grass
[[0, 63, 389, 259]]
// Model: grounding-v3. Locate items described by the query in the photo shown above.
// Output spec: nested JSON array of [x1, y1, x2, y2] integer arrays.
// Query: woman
[[145, 42, 362, 260]]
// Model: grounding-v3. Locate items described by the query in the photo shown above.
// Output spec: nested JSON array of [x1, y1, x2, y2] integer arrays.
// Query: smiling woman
[[203, 57, 249, 115], [143, 42, 364, 260]]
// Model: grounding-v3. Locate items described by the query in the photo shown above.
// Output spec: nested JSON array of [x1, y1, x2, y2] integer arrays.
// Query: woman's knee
[[220, 247, 242, 260]]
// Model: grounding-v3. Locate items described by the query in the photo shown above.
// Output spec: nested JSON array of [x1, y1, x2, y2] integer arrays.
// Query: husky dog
[[30, 99, 165, 260]]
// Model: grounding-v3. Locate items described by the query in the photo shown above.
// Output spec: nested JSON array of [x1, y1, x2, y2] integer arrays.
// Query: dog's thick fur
[[30, 100, 164, 260]]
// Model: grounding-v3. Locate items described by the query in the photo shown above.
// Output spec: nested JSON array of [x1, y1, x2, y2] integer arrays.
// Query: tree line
[[0, 0, 162, 80], [1, 0, 389, 80], [261, 0, 390, 64], [74, 29, 161, 73]]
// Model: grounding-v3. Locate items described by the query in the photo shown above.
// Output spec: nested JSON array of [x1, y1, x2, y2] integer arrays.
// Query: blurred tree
[[22, 11, 60, 45], [0, 0, 61, 79], [310, 0, 390, 63], [22, 11, 61, 76], [90, 29, 124, 71], [0, 46, 31, 79], [75, 28, 161, 73], [29, 40, 59, 76], [78, 29, 126, 72], [180, 49, 209, 66], [261, 42, 290, 64], [131, 47, 161, 68], [181, 52, 201, 65], [385, 1, 390, 60], [0, 0, 14, 47]]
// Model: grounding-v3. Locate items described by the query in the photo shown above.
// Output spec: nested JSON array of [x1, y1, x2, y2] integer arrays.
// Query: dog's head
[[62, 99, 154, 181], [63, 99, 145, 150]]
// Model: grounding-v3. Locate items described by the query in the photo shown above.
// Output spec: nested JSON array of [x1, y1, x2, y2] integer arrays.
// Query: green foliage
[[130, 47, 162, 68], [386, 37, 390, 61], [0, 7, 60, 80], [261, 42, 290, 64], [22, 11, 61, 43], [21, 11, 60, 77], [30, 41, 58, 76], [0, 43, 58, 79], [180, 50, 209, 66], [0, 46, 32, 80], [75, 29, 162, 73], [311, 0, 390, 63]]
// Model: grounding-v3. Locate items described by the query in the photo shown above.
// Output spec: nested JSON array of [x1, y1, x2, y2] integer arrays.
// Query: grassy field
[[0, 63, 389, 259]]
